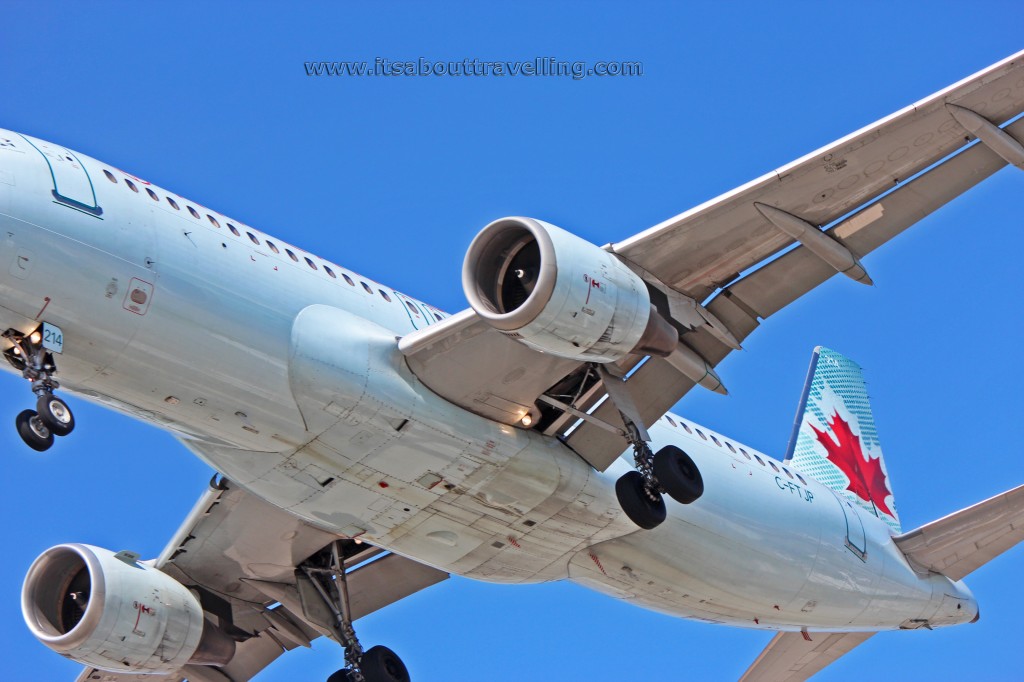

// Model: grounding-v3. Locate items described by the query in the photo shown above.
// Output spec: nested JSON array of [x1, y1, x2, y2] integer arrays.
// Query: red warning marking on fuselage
[[589, 552, 607, 576], [507, 536, 521, 549]]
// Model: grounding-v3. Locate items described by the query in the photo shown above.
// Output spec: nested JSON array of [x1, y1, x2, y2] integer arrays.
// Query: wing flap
[[740, 631, 875, 682], [612, 49, 1024, 301], [726, 117, 1022, 323], [894, 484, 1024, 581]]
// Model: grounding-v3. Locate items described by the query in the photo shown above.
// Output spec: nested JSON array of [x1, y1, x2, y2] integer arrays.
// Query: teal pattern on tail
[[785, 347, 901, 533]]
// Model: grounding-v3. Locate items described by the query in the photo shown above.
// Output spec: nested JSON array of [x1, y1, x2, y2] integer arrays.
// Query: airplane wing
[[739, 631, 875, 682], [75, 475, 448, 682], [894, 484, 1024, 581], [401, 49, 1024, 472]]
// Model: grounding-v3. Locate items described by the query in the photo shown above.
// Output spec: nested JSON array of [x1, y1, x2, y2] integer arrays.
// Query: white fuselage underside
[[0, 130, 976, 633]]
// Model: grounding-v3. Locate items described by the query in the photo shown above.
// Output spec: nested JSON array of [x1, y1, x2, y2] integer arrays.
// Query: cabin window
[[695, 429, 708, 441], [103, 170, 117, 183], [361, 282, 373, 294], [188, 206, 200, 219], [248, 232, 261, 246], [285, 248, 299, 262], [681, 422, 692, 434], [379, 289, 392, 302], [739, 448, 751, 460], [665, 416, 677, 427], [711, 435, 722, 447], [769, 460, 780, 473], [166, 196, 179, 209], [796, 473, 808, 485], [125, 179, 138, 193], [266, 240, 280, 254], [207, 214, 220, 228], [433, 312, 443, 321], [754, 455, 765, 466], [343, 273, 355, 286], [726, 442, 736, 453], [783, 467, 794, 479], [405, 300, 420, 315], [301, 257, 315, 270], [324, 265, 337, 278], [146, 188, 159, 201], [227, 223, 240, 236]]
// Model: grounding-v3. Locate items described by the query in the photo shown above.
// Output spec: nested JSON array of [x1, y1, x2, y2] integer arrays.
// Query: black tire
[[326, 669, 354, 682], [36, 394, 75, 436], [615, 471, 666, 529], [16, 409, 54, 452], [653, 445, 704, 505], [361, 645, 411, 682]]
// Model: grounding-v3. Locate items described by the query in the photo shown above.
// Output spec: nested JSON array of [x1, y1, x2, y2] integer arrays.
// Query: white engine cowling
[[462, 217, 677, 362], [22, 544, 235, 674]]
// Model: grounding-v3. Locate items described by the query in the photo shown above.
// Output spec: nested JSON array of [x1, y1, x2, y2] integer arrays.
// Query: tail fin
[[785, 347, 901, 532]]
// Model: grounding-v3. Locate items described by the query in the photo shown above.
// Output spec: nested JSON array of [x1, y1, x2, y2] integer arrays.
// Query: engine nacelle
[[463, 217, 677, 362], [22, 544, 235, 674]]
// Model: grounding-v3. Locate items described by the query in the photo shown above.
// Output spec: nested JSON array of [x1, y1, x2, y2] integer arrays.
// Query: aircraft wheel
[[653, 445, 704, 504], [326, 669, 354, 682], [36, 394, 75, 436], [16, 409, 54, 452], [615, 471, 666, 529], [361, 645, 411, 682]]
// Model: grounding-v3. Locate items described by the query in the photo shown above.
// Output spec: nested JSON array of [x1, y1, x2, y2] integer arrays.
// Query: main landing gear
[[587, 364, 704, 530], [299, 541, 411, 682], [615, 441, 704, 529], [3, 327, 75, 452]]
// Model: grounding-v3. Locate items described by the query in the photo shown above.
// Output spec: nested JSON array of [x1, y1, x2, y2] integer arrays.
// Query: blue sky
[[1, 3, 1022, 681]]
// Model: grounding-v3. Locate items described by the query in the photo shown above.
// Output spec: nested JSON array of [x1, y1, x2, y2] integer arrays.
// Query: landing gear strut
[[590, 365, 704, 529], [3, 327, 75, 452], [299, 541, 411, 682]]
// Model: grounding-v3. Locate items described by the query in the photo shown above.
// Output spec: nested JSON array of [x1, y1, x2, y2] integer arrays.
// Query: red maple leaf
[[810, 410, 894, 517]]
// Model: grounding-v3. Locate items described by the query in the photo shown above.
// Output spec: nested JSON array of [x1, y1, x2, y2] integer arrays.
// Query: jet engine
[[22, 544, 235, 674], [462, 217, 678, 363]]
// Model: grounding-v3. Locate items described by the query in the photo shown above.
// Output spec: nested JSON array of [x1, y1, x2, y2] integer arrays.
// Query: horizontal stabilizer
[[740, 631, 875, 682], [893, 484, 1024, 581]]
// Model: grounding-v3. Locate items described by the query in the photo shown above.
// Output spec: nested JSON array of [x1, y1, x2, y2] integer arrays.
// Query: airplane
[[4, 44, 1024, 682]]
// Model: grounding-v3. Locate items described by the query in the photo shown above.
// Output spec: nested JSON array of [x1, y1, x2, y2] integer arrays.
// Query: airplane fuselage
[[0, 130, 976, 635]]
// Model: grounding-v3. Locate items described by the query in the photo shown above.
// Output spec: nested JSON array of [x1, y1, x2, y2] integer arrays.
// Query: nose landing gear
[[3, 327, 75, 452], [15, 409, 54, 452]]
